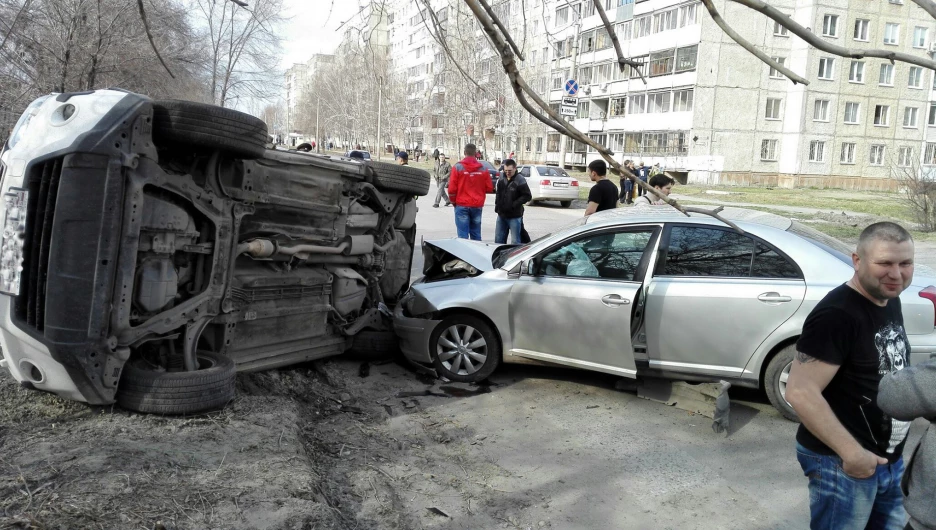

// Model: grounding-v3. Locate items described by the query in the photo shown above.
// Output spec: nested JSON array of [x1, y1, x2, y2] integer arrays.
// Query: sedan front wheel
[[430, 314, 501, 382]]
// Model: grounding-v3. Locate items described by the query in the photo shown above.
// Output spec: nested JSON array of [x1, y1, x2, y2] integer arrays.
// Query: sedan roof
[[583, 205, 793, 231]]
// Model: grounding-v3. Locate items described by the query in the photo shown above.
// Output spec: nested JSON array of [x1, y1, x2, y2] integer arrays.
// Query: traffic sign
[[560, 106, 577, 116], [564, 79, 579, 96], [561, 96, 578, 106]]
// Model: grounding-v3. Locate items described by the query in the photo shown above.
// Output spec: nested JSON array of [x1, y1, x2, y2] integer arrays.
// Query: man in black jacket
[[494, 159, 532, 244]]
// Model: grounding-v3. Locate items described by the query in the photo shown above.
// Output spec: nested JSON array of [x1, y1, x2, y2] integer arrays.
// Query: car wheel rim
[[778, 361, 793, 405], [437, 324, 487, 376]]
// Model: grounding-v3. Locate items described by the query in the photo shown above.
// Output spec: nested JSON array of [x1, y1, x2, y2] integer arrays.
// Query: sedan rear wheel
[[765, 345, 799, 422], [430, 314, 501, 382]]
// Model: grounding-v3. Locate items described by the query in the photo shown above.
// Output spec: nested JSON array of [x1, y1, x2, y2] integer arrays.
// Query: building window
[[761, 139, 778, 161], [870, 145, 885, 165], [648, 91, 671, 113], [675, 45, 698, 72], [610, 97, 627, 116], [840, 142, 856, 164], [915, 26, 928, 48], [854, 19, 870, 41], [587, 134, 607, 152], [579, 66, 593, 85], [582, 30, 596, 53], [849, 61, 864, 83], [577, 101, 591, 119], [765, 97, 782, 120], [773, 20, 789, 36], [769, 57, 786, 79], [874, 105, 890, 126], [679, 4, 698, 27], [629, 93, 646, 114], [649, 49, 675, 76], [652, 9, 678, 34], [808, 140, 826, 162], [926, 143, 936, 165], [814, 99, 830, 121], [880, 64, 894, 85], [818, 57, 835, 80], [634, 15, 651, 38], [673, 89, 694, 112], [898, 146, 913, 167], [844, 102, 860, 124], [609, 133, 625, 152], [525, 137, 532, 152], [909, 66, 924, 88], [584, 0, 596, 17], [822, 14, 838, 37], [616, 21, 633, 41], [596, 28, 611, 50], [904, 107, 919, 128], [884, 23, 900, 45], [929, 103, 936, 126], [556, 6, 569, 26], [536, 137, 544, 152]]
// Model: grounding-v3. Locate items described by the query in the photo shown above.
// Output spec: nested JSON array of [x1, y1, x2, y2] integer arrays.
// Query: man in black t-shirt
[[787, 222, 914, 530], [584, 159, 618, 216]]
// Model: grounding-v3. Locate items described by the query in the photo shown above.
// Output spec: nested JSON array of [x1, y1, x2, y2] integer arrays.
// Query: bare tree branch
[[478, 0, 525, 61], [137, 0, 175, 78], [466, 0, 744, 234], [910, 0, 936, 20], [0, 0, 32, 53], [591, 0, 645, 84], [701, 0, 808, 84], [728, 0, 936, 71]]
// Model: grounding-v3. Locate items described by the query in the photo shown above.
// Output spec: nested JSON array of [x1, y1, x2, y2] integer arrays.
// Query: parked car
[[477, 159, 499, 192], [346, 149, 372, 160], [393, 207, 936, 421], [0, 90, 430, 414], [517, 165, 579, 207]]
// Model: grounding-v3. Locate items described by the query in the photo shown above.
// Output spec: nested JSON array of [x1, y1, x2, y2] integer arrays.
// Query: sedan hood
[[423, 239, 506, 273]]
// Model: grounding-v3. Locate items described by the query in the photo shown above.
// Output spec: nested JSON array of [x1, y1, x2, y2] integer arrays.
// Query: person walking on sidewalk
[[878, 358, 936, 530], [448, 143, 494, 240], [494, 159, 532, 244], [786, 222, 915, 530], [635, 161, 650, 197], [620, 159, 635, 204], [433, 155, 452, 208]]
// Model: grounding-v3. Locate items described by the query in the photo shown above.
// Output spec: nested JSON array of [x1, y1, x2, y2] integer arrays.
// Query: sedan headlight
[[6, 95, 51, 150], [0, 188, 28, 295]]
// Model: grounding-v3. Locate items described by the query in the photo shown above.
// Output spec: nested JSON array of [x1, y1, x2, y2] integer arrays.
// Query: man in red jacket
[[448, 143, 493, 240]]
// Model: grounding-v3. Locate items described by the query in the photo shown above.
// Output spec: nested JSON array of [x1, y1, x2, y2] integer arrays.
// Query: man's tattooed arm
[[796, 351, 818, 363]]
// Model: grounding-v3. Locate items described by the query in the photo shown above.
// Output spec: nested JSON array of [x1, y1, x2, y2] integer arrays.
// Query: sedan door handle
[[758, 292, 792, 303], [601, 294, 631, 307]]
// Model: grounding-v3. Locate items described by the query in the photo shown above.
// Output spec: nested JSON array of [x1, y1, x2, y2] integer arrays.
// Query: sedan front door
[[643, 225, 806, 379], [508, 226, 661, 378]]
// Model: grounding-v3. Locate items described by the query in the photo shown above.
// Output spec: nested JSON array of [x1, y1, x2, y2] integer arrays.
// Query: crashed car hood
[[423, 239, 505, 272]]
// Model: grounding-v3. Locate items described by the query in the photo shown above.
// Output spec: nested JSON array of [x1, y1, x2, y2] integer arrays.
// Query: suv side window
[[663, 226, 800, 278], [539, 230, 654, 280]]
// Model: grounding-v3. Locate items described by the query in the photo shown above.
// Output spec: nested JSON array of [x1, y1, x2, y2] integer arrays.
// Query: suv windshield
[[787, 221, 853, 265]]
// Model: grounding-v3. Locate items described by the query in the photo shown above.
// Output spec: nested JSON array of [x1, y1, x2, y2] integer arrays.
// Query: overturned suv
[[0, 90, 429, 413]]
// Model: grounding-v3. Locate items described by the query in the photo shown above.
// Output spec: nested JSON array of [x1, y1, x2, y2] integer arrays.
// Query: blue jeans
[[796, 443, 906, 530], [621, 179, 633, 202], [454, 206, 482, 240], [495, 216, 522, 244]]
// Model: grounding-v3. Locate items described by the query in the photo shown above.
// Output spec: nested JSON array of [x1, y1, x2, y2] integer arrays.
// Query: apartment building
[[367, 0, 936, 188]]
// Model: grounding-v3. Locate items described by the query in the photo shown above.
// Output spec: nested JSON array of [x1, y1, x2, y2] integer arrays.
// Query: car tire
[[347, 330, 401, 361], [369, 161, 431, 196], [116, 351, 237, 415], [765, 345, 799, 422], [152, 100, 268, 159], [429, 314, 501, 382], [560, 200, 572, 208]]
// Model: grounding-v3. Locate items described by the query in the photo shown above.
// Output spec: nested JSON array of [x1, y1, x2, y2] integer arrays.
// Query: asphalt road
[[403, 185, 928, 528]]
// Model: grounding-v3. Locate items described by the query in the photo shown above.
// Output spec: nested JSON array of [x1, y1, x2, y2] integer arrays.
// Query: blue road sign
[[564, 79, 579, 96]]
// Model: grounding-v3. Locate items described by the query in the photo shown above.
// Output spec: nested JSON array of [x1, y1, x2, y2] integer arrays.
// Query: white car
[[518, 165, 580, 208]]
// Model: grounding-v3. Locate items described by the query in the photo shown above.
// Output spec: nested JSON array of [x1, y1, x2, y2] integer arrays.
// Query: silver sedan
[[393, 207, 936, 420]]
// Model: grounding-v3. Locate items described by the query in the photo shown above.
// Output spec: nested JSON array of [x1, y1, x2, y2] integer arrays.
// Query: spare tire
[[116, 351, 237, 415], [370, 161, 431, 196], [152, 100, 268, 159]]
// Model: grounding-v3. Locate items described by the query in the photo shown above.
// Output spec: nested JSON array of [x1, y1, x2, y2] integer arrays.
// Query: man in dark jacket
[[494, 159, 532, 244], [448, 143, 494, 240]]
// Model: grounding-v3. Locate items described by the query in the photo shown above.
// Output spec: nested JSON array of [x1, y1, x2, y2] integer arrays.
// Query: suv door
[[642, 225, 806, 379], [507, 226, 661, 377]]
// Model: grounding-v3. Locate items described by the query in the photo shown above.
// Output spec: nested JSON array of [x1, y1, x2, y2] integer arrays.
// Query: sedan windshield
[[535, 166, 564, 177], [492, 217, 588, 268]]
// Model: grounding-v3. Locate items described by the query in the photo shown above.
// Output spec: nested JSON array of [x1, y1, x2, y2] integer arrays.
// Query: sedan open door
[[507, 226, 661, 377]]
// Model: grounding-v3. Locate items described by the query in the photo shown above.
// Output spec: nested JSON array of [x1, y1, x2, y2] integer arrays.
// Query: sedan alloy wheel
[[430, 314, 501, 382]]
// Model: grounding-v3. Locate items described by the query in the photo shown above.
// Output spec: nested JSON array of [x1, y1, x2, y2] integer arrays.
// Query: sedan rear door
[[642, 225, 806, 379], [507, 226, 661, 378]]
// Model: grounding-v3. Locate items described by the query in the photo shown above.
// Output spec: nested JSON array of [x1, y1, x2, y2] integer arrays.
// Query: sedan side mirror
[[508, 262, 522, 278]]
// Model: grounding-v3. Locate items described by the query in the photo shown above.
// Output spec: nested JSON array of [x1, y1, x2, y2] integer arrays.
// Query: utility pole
[[315, 96, 321, 153], [376, 75, 383, 161], [557, 19, 581, 170]]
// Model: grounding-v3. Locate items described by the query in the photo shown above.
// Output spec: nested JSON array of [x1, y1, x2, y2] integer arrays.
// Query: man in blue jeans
[[448, 143, 493, 240], [786, 222, 915, 530], [493, 159, 531, 244]]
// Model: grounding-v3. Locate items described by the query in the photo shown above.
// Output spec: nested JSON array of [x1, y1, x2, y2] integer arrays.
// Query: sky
[[280, 0, 367, 69]]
